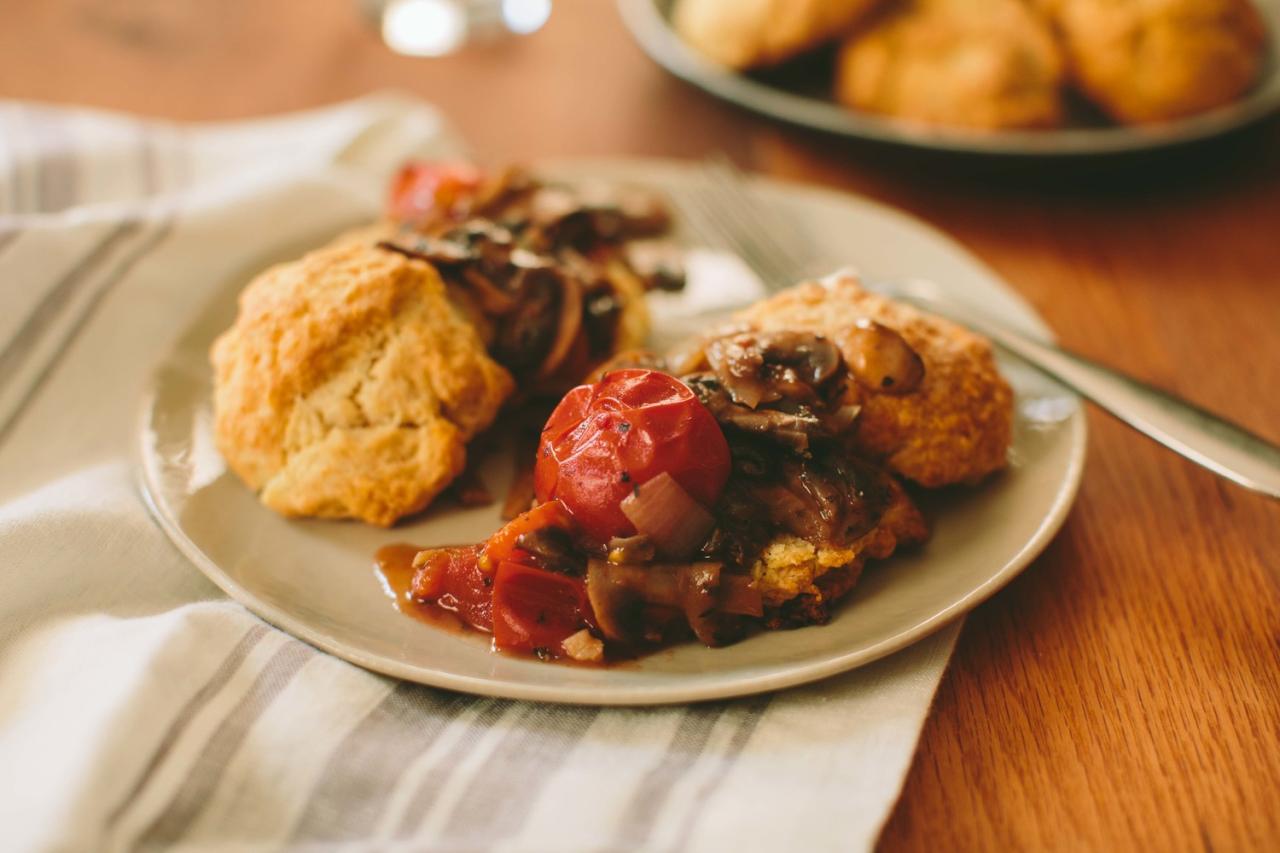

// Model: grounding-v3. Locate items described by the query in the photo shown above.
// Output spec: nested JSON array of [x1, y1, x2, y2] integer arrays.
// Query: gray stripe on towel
[[104, 623, 270, 829], [432, 703, 602, 849], [0, 215, 172, 447], [133, 640, 314, 849], [606, 704, 730, 851], [289, 683, 481, 841], [0, 220, 142, 378], [671, 695, 772, 852], [391, 698, 518, 838]]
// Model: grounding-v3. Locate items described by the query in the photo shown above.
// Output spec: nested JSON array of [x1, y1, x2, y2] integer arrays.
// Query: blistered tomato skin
[[387, 162, 483, 224], [534, 369, 731, 543]]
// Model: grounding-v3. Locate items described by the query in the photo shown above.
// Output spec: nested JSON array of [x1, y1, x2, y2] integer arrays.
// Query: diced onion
[[619, 472, 715, 560], [561, 628, 604, 663], [535, 272, 583, 379]]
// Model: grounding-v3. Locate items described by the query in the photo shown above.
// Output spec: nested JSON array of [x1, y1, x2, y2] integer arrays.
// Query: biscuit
[[673, 0, 885, 69], [731, 275, 1014, 487], [835, 0, 1066, 129], [1046, 0, 1266, 123], [751, 472, 927, 610], [211, 241, 514, 527]]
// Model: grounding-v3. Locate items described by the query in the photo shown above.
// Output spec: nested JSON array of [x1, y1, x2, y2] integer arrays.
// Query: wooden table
[[4, 1, 1277, 848]]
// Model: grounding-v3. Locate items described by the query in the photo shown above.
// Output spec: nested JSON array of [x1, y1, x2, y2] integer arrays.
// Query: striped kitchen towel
[[0, 94, 959, 853]]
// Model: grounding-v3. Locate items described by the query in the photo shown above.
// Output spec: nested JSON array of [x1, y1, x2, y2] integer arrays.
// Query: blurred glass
[[363, 0, 552, 57]]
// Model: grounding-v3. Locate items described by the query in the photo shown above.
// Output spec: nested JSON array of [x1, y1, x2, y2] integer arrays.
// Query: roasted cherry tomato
[[534, 369, 731, 543], [410, 545, 493, 632], [387, 161, 483, 224], [491, 561, 591, 655], [481, 500, 575, 572]]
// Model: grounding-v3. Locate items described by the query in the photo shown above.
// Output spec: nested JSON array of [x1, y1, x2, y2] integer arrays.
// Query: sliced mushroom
[[606, 535, 656, 564], [492, 269, 559, 370], [610, 188, 673, 237], [509, 247, 551, 269], [678, 561, 723, 646], [666, 338, 709, 376], [377, 236, 474, 265], [761, 332, 842, 387], [703, 335, 772, 408], [716, 410, 813, 453], [456, 218, 516, 248], [515, 526, 586, 575], [623, 241, 686, 292], [703, 331, 845, 408], [527, 186, 581, 227], [684, 373, 851, 453], [470, 165, 532, 215], [585, 559, 740, 646], [846, 319, 925, 395], [586, 559, 675, 643], [718, 575, 763, 618]]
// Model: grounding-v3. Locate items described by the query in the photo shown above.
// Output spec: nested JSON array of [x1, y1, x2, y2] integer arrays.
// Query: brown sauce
[[372, 542, 636, 666], [373, 543, 470, 635]]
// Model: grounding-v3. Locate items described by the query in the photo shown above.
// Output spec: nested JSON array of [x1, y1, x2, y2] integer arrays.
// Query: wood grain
[[2, 0, 1277, 848]]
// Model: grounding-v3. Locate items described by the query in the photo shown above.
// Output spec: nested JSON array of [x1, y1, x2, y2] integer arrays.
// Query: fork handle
[[955, 310, 1280, 499]]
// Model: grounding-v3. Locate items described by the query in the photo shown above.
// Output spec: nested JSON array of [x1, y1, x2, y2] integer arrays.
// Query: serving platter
[[617, 0, 1280, 157], [139, 159, 1086, 705]]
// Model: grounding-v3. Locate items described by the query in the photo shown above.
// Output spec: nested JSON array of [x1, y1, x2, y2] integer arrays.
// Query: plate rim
[[616, 0, 1280, 157], [137, 157, 1088, 705]]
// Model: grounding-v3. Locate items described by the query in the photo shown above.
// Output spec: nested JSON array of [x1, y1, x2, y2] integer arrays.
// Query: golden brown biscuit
[[730, 275, 1014, 487], [673, 0, 885, 69], [1047, 0, 1266, 123], [835, 0, 1066, 129], [751, 472, 927, 610], [211, 241, 514, 527]]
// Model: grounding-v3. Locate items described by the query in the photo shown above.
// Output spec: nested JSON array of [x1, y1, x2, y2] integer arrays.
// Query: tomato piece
[[410, 545, 492, 632], [481, 500, 576, 571], [387, 161, 483, 224], [534, 369, 731, 543], [491, 561, 591, 655]]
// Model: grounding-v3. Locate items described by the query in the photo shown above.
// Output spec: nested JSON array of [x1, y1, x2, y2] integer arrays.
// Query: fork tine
[[699, 173, 798, 286], [671, 182, 788, 286], [666, 186, 719, 247], [705, 156, 802, 265], [703, 155, 814, 282], [693, 172, 799, 287]]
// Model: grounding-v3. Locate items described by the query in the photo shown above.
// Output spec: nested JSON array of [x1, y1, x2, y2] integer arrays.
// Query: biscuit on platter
[[211, 241, 514, 527], [731, 275, 1014, 488], [673, 0, 885, 69], [1047, 0, 1267, 123], [835, 0, 1066, 129]]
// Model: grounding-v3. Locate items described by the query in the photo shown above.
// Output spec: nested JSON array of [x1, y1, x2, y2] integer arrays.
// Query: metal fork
[[669, 154, 1280, 501]]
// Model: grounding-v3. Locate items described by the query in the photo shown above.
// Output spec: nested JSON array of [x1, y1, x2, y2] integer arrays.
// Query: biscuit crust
[[835, 0, 1066, 130], [731, 276, 1014, 487], [674, 0, 885, 69], [211, 242, 514, 527], [1047, 0, 1266, 123], [751, 471, 927, 611]]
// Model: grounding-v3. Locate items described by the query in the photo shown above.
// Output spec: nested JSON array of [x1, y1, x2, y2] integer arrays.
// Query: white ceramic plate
[[139, 159, 1086, 705], [618, 0, 1280, 157]]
